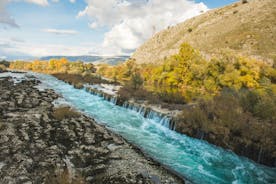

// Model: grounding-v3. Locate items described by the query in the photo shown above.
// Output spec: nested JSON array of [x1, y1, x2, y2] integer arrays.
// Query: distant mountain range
[[40, 55, 129, 65]]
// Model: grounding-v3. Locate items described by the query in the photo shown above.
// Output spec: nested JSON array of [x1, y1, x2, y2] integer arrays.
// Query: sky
[[0, 0, 238, 60]]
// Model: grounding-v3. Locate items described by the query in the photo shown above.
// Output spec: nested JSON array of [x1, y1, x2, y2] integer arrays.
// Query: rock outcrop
[[0, 75, 184, 184]]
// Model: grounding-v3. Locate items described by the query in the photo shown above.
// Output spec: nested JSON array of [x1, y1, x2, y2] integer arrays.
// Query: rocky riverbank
[[51, 73, 275, 167], [0, 73, 184, 184], [51, 73, 181, 130]]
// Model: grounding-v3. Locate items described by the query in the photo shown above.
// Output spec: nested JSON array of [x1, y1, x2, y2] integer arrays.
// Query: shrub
[[45, 168, 86, 184], [0, 60, 10, 68], [130, 72, 143, 89], [52, 107, 81, 120], [52, 73, 118, 86], [118, 84, 156, 102], [0, 64, 6, 72], [177, 88, 276, 165], [157, 90, 186, 104]]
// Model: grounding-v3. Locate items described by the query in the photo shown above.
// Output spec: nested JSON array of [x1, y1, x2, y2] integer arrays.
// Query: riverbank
[[51, 73, 275, 167], [52, 73, 181, 127], [0, 72, 184, 184]]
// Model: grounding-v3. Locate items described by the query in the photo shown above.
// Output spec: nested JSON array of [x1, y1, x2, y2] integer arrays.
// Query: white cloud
[[0, 0, 50, 28], [24, 0, 49, 6], [0, 38, 95, 58], [0, 0, 19, 28], [77, 6, 88, 18], [42, 28, 78, 35], [78, 0, 208, 55], [0, 56, 7, 60], [89, 22, 98, 29], [69, 0, 76, 3]]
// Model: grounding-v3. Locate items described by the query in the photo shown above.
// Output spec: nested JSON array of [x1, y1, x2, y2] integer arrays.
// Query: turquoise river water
[[3, 72, 276, 184]]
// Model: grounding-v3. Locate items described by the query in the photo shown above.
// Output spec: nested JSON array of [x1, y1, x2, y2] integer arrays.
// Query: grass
[[52, 107, 81, 121], [132, 0, 276, 64], [45, 168, 86, 184]]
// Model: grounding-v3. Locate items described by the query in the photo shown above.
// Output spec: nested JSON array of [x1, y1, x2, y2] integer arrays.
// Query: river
[[3, 72, 276, 184]]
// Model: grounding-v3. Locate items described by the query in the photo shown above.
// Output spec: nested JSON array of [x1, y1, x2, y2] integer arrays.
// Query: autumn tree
[[131, 71, 143, 89]]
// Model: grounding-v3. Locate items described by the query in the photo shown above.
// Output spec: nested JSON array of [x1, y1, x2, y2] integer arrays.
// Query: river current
[[2, 72, 276, 184]]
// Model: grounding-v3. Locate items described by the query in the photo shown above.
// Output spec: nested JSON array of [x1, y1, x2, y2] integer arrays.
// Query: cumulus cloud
[[42, 28, 78, 35], [69, 0, 76, 3], [78, 0, 209, 55]]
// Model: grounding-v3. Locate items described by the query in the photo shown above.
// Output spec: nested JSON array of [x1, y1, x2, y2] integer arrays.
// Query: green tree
[[131, 72, 143, 89]]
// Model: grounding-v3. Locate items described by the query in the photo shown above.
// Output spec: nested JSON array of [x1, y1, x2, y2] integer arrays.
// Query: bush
[[177, 88, 276, 165], [157, 90, 186, 104], [0, 60, 10, 68], [130, 72, 143, 89], [118, 84, 156, 102], [52, 73, 118, 86], [118, 84, 186, 107], [239, 89, 276, 122], [45, 168, 86, 184], [0, 64, 6, 72], [52, 107, 81, 120]]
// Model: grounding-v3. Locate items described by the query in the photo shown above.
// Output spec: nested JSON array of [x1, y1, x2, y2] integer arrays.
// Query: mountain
[[40, 55, 129, 65], [132, 0, 276, 64]]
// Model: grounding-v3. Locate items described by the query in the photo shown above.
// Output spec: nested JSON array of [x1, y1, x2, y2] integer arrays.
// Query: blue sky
[[196, 0, 239, 8], [0, 0, 238, 60]]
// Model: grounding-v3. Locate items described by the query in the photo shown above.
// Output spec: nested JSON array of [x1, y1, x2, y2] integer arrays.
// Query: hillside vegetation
[[132, 0, 276, 64], [97, 42, 276, 166]]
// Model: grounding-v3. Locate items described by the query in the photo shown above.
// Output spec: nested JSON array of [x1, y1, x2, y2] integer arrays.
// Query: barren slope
[[132, 0, 276, 64]]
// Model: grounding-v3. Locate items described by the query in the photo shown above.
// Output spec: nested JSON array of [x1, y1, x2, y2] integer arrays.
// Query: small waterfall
[[110, 97, 117, 105], [84, 86, 176, 131], [257, 146, 263, 163], [159, 116, 171, 129], [123, 102, 128, 108], [138, 106, 146, 117]]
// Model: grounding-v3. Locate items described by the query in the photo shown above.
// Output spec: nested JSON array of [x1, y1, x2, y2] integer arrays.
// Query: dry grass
[[45, 168, 86, 184], [0, 64, 7, 72], [52, 107, 81, 121], [133, 0, 276, 64]]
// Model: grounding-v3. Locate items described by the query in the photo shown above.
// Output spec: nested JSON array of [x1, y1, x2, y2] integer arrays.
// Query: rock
[[74, 83, 84, 89], [107, 144, 122, 152], [0, 76, 183, 184], [150, 175, 161, 184]]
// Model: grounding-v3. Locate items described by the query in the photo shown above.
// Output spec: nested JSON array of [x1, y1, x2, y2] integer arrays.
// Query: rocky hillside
[[132, 0, 276, 64]]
